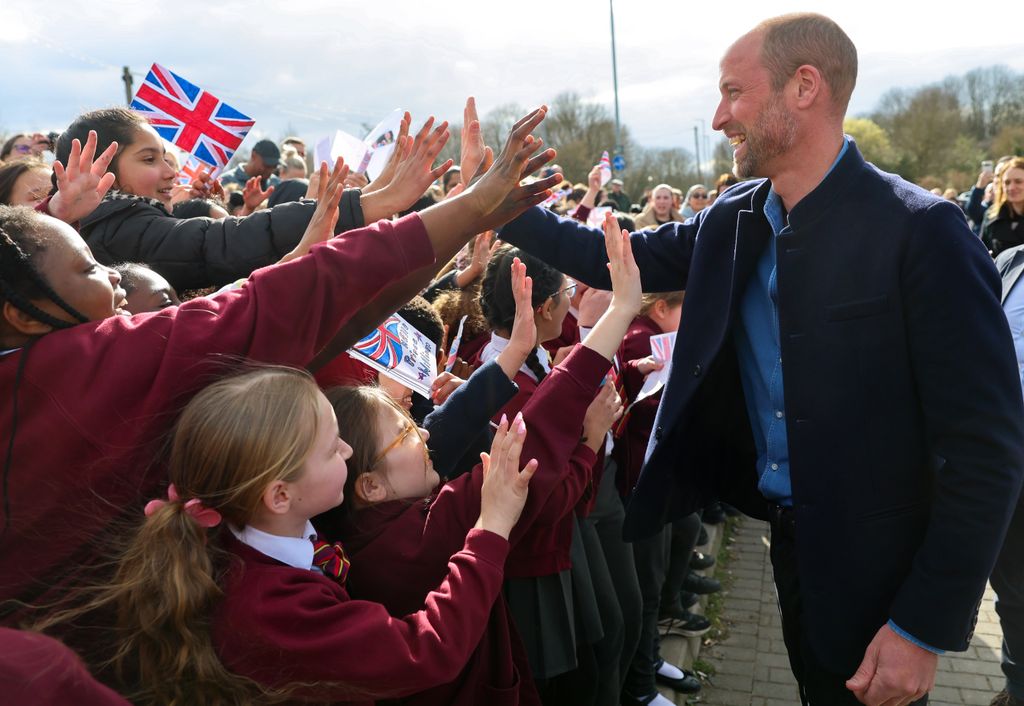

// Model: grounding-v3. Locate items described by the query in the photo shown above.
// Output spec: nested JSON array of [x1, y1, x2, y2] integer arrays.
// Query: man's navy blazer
[[501, 142, 1024, 673]]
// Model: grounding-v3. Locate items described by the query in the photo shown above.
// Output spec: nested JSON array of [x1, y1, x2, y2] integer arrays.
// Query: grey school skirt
[[504, 516, 604, 680]]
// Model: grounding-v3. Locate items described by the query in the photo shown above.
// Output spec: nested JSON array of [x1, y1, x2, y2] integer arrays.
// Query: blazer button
[[655, 425, 664, 440], [692, 364, 702, 377]]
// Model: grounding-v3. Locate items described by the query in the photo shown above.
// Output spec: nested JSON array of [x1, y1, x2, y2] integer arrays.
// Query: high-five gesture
[[460, 106, 560, 231], [48, 130, 117, 224]]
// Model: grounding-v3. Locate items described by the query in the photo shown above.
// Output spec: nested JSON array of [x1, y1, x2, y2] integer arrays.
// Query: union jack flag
[[353, 316, 404, 370], [131, 63, 254, 170], [177, 155, 220, 185]]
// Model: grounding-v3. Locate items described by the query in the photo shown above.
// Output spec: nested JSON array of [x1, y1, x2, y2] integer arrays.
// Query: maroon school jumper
[[340, 345, 608, 705], [0, 214, 434, 621], [612, 314, 662, 498], [213, 529, 509, 705], [0, 628, 130, 705]]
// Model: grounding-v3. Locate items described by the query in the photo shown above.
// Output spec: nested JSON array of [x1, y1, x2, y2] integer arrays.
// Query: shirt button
[[692, 364, 702, 377], [775, 411, 784, 419], [770, 463, 779, 471]]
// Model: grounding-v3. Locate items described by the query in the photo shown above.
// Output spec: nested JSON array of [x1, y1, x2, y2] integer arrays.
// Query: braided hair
[[479, 244, 564, 382], [0, 206, 89, 330]]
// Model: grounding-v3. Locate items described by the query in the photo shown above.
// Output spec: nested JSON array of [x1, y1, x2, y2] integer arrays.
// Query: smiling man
[[499, 12, 1024, 706]]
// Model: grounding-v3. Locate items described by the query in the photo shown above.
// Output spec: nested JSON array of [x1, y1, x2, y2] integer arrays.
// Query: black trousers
[[768, 505, 928, 706], [992, 499, 1024, 699]]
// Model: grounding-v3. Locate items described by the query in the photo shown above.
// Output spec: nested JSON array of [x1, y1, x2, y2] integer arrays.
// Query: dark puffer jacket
[[79, 189, 365, 291], [981, 205, 1024, 258]]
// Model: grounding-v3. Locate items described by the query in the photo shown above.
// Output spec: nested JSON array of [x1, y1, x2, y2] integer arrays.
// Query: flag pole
[[122, 66, 133, 106]]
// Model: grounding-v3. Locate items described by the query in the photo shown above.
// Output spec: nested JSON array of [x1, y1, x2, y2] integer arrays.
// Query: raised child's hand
[[477, 412, 538, 540], [48, 130, 117, 224], [603, 210, 642, 316], [383, 116, 452, 212], [464, 107, 561, 231], [495, 257, 537, 381], [582, 378, 624, 451], [277, 159, 346, 264]]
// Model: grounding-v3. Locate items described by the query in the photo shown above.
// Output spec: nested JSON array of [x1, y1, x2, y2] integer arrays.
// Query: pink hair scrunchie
[[144, 483, 222, 529]]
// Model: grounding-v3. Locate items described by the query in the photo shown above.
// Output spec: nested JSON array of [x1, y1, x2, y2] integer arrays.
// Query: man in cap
[[219, 139, 282, 190]]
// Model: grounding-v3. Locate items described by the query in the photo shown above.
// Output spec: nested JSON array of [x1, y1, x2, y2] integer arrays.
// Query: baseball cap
[[252, 139, 281, 167], [610, 178, 624, 186]]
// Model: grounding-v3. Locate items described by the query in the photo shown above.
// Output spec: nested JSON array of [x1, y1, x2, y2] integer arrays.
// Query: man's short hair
[[756, 13, 857, 114]]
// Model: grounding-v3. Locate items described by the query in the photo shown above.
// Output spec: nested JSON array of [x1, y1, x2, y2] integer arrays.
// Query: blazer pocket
[[825, 295, 890, 322]]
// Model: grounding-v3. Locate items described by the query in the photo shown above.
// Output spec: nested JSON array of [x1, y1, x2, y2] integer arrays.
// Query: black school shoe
[[679, 590, 699, 609], [658, 610, 712, 637], [682, 570, 721, 595], [991, 689, 1024, 706], [654, 659, 702, 693], [690, 550, 715, 570]]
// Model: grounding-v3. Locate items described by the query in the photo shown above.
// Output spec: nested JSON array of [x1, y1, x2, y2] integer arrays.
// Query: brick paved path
[[694, 518, 1006, 706]]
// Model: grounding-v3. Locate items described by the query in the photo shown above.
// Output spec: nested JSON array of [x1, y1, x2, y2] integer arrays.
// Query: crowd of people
[[0, 11, 1023, 706]]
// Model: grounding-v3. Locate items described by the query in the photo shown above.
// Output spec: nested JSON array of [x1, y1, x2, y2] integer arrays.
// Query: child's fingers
[[80, 130, 97, 170], [66, 139, 82, 182], [92, 140, 118, 178], [479, 451, 491, 479], [516, 459, 539, 490]]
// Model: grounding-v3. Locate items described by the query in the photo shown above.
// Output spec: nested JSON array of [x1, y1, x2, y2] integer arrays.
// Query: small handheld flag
[[599, 150, 612, 186], [131, 63, 255, 170]]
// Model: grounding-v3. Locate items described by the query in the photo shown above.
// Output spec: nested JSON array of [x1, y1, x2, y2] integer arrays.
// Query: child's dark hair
[[398, 296, 444, 351], [479, 244, 564, 381], [0, 206, 88, 329], [112, 262, 153, 296], [53, 108, 147, 190], [172, 198, 226, 219]]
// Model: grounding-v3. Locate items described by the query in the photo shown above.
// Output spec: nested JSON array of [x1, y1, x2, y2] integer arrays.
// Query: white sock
[[646, 694, 675, 705], [656, 660, 686, 680]]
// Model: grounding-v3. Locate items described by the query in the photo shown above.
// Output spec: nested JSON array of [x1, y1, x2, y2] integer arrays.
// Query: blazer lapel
[[1002, 251, 1024, 303]]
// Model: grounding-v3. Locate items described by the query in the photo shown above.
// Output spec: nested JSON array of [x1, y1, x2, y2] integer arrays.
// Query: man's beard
[[733, 95, 798, 179]]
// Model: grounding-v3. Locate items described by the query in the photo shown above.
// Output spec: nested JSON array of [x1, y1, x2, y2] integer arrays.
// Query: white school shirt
[[230, 520, 320, 572]]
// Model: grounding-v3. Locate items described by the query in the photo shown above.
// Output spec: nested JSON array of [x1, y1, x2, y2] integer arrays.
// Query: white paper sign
[[347, 313, 438, 398], [362, 108, 404, 180], [635, 331, 676, 403]]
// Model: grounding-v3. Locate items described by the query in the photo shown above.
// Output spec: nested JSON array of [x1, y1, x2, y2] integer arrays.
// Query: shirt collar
[[480, 332, 551, 382], [763, 137, 851, 234], [230, 520, 319, 571]]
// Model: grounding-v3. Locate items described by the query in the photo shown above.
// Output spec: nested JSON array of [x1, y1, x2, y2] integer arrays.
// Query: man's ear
[[792, 64, 822, 109], [261, 480, 292, 516], [354, 472, 389, 504], [2, 301, 54, 336]]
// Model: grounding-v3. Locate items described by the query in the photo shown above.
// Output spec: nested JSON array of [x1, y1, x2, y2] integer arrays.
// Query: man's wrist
[[887, 620, 945, 655]]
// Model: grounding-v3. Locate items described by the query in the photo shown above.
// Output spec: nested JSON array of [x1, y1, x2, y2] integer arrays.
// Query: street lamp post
[[609, 0, 622, 164]]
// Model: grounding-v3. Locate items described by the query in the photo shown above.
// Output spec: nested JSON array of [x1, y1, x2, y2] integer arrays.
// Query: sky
[[2, 0, 1022, 161]]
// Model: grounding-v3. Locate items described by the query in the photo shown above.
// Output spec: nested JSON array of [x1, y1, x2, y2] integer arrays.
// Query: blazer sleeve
[[43, 213, 435, 449], [425, 345, 605, 544], [498, 205, 698, 293], [888, 199, 1024, 650], [423, 360, 519, 478], [225, 529, 509, 698]]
